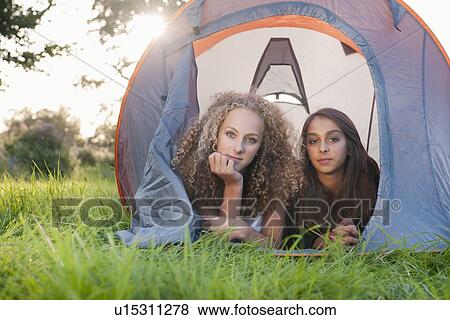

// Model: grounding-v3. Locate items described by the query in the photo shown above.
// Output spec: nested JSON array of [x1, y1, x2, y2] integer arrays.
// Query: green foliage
[[75, 0, 188, 87], [78, 106, 116, 167], [3, 107, 81, 176], [1, 1, 185, 86], [88, 123, 116, 150], [0, 142, 7, 172], [76, 148, 97, 167], [86, 123, 116, 166], [0, 168, 448, 299], [0, 0, 68, 86]]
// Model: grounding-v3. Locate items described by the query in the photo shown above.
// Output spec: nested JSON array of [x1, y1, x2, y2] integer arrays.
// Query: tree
[[3, 108, 82, 176], [1, 1, 183, 87], [73, 0, 188, 87], [0, 142, 7, 173], [63, 0, 187, 88], [85, 122, 116, 166], [0, 0, 68, 87], [90, 0, 187, 43], [78, 122, 117, 167], [78, 105, 117, 167]]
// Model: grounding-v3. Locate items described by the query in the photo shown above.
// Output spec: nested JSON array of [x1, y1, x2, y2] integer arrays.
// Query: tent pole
[[366, 93, 376, 151]]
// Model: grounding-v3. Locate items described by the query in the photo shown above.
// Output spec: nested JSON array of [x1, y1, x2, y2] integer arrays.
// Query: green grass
[[0, 166, 448, 299]]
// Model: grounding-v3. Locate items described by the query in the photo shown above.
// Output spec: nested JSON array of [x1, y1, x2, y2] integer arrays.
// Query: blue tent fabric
[[424, 35, 450, 218], [117, 45, 202, 246], [388, 0, 407, 28], [185, 0, 205, 34], [116, 0, 449, 250]]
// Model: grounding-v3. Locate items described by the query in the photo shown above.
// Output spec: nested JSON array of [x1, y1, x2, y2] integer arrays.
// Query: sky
[[0, 0, 448, 137], [0, 0, 166, 137]]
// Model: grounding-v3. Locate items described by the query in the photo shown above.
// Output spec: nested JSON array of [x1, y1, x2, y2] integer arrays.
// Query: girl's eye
[[329, 137, 340, 143], [307, 139, 317, 145], [245, 137, 257, 144], [225, 131, 235, 138]]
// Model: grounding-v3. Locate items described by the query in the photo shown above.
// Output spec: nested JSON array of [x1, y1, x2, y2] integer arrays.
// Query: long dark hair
[[288, 108, 379, 237]]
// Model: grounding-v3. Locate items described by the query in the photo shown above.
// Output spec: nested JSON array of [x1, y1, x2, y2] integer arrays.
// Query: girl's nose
[[233, 140, 244, 153], [319, 141, 329, 153]]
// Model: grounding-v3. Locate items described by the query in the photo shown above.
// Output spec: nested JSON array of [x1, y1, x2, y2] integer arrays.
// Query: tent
[[115, 0, 449, 250]]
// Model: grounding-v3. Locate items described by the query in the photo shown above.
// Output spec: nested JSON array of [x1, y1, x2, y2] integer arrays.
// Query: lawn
[[0, 166, 448, 299]]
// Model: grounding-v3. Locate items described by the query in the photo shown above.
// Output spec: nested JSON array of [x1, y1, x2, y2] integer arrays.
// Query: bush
[[3, 108, 81, 177], [77, 148, 97, 167]]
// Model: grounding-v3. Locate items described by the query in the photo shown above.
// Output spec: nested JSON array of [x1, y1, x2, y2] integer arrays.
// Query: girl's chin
[[236, 165, 246, 173], [315, 167, 344, 176]]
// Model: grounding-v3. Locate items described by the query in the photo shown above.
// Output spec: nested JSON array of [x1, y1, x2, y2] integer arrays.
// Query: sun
[[66, 14, 168, 138], [123, 14, 167, 62]]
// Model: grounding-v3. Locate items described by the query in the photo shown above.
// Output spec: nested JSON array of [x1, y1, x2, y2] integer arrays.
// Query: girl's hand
[[330, 218, 358, 246], [202, 215, 250, 241], [208, 152, 243, 185], [312, 218, 358, 249]]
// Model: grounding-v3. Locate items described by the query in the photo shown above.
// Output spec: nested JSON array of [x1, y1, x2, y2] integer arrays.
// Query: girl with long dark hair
[[286, 108, 379, 249]]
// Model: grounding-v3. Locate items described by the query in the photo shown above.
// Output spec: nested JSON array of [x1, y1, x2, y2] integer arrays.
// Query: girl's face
[[216, 108, 264, 172], [306, 116, 348, 176]]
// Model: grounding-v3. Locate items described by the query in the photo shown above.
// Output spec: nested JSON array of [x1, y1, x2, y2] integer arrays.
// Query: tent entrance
[[193, 21, 380, 162]]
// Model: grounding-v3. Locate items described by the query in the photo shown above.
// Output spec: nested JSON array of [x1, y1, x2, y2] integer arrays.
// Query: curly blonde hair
[[171, 91, 302, 216]]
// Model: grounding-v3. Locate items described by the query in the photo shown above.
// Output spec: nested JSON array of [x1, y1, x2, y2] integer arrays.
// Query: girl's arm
[[311, 218, 358, 249], [226, 203, 286, 248], [259, 203, 286, 247], [201, 198, 286, 248], [203, 152, 285, 248], [200, 180, 247, 233], [219, 180, 243, 220], [201, 152, 245, 231]]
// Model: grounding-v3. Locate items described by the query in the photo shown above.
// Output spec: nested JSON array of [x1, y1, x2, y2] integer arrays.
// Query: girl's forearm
[[201, 180, 244, 232], [229, 225, 281, 248], [312, 236, 325, 249], [219, 181, 243, 220], [204, 215, 281, 248], [205, 179, 282, 248]]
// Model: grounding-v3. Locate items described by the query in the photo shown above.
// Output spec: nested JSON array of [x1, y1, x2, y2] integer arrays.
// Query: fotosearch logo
[[51, 197, 401, 228]]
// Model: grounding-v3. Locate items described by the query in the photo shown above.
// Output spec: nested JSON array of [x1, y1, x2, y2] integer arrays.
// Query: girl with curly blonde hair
[[172, 92, 301, 248]]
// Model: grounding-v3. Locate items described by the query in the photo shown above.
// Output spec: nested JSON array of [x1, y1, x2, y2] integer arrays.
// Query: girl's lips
[[317, 158, 332, 165], [227, 155, 243, 161]]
